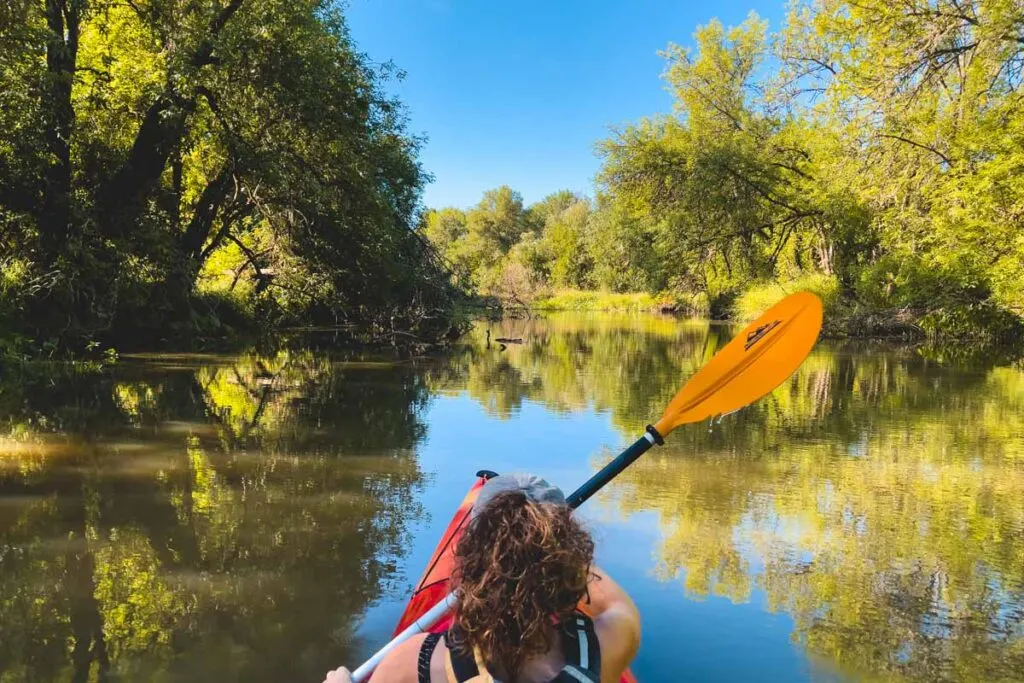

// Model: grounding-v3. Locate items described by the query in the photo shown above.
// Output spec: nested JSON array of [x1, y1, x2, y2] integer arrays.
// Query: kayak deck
[[392, 471, 638, 683]]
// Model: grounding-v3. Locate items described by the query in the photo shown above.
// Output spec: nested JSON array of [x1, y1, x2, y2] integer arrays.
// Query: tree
[[0, 0, 456, 349], [588, 4, 1022, 337], [465, 186, 531, 257], [423, 208, 468, 257], [780, 0, 1024, 328], [537, 194, 593, 288], [597, 15, 874, 301], [527, 190, 581, 228]]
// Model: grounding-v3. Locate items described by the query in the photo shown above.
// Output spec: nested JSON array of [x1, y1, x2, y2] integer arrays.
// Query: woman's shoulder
[[370, 632, 431, 683], [593, 608, 640, 683]]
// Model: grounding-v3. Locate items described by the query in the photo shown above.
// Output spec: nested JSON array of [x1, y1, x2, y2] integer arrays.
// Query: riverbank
[[514, 276, 1023, 347], [531, 290, 702, 314]]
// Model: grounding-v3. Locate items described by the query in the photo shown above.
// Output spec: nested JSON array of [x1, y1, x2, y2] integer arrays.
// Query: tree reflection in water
[[0, 351, 427, 682], [2, 316, 1022, 683], [437, 316, 1024, 682]]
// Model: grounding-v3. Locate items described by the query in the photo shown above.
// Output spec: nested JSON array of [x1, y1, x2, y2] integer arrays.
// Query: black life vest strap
[[439, 614, 600, 683], [552, 614, 600, 682], [418, 632, 444, 683], [444, 628, 482, 681]]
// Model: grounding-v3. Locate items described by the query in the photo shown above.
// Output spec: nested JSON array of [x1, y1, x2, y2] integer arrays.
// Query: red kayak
[[392, 471, 638, 683]]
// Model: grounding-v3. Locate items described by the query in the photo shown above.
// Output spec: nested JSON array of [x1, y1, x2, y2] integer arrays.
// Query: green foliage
[[597, 17, 854, 298], [734, 274, 841, 322], [533, 290, 661, 312], [0, 0, 458, 353], [422, 2, 1023, 341]]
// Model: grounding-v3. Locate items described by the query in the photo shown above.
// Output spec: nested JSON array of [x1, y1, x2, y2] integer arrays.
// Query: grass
[[732, 273, 840, 322], [532, 289, 660, 312], [530, 289, 711, 314], [531, 289, 712, 313], [528, 278, 836, 319]]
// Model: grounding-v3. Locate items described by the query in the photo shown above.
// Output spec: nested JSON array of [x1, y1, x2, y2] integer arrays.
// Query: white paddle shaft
[[351, 591, 457, 682]]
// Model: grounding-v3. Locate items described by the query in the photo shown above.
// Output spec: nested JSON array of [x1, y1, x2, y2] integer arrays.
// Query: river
[[1, 313, 1022, 682]]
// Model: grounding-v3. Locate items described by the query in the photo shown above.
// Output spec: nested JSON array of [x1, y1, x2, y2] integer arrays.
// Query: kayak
[[392, 470, 639, 683]]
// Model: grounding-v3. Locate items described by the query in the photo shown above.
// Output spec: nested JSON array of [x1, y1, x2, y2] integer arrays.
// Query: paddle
[[351, 291, 823, 681]]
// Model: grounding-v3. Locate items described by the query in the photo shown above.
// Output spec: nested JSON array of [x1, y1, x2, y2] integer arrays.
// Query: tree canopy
[[0, 0, 458, 352], [422, 1, 1024, 342]]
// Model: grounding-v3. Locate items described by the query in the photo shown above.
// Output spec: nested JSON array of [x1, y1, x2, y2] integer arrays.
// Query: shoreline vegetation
[[0, 0, 462, 360], [3, 1, 1023, 360], [421, 5, 1024, 352], [470, 282, 981, 344]]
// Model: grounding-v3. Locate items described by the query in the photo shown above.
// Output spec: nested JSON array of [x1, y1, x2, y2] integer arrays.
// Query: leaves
[[423, 3, 1023, 340], [0, 0, 456, 350]]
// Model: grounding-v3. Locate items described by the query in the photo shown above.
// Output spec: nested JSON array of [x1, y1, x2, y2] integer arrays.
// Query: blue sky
[[345, 0, 787, 209]]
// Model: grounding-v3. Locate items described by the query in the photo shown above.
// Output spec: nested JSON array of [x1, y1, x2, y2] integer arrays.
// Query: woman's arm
[[359, 632, 427, 683], [323, 633, 426, 683], [587, 566, 641, 683]]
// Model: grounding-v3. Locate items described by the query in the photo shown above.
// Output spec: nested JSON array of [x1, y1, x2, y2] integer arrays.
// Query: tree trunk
[[181, 166, 233, 259], [97, 93, 193, 237], [38, 0, 83, 261], [816, 225, 835, 276], [96, 0, 246, 238], [169, 149, 183, 228]]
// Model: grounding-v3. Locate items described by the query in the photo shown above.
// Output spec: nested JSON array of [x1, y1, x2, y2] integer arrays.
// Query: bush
[[733, 273, 840, 322], [662, 290, 710, 317], [854, 255, 988, 311], [533, 289, 659, 312], [854, 255, 1023, 343]]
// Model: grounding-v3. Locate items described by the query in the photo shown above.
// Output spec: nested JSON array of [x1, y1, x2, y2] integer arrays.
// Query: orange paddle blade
[[653, 291, 823, 436]]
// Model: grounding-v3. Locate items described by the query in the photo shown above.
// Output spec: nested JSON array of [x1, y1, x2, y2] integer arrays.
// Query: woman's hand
[[323, 666, 354, 683]]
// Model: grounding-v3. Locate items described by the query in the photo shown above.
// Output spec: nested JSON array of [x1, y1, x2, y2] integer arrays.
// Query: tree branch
[[878, 133, 952, 165], [97, 1, 246, 236], [720, 163, 813, 216], [181, 166, 233, 258], [192, 0, 245, 67]]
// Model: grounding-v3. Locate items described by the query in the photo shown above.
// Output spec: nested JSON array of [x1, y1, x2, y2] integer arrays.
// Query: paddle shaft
[[350, 426, 664, 682], [567, 426, 662, 508]]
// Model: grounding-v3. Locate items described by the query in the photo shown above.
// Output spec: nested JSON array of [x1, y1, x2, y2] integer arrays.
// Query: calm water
[[2, 314, 1023, 683]]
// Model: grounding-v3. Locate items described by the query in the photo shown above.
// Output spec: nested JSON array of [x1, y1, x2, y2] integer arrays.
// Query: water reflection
[[427, 314, 718, 428], [0, 353, 427, 682], [444, 316, 1024, 682], [2, 317, 1022, 682]]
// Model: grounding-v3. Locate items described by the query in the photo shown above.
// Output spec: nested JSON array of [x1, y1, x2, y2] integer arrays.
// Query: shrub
[[533, 289, 659, 312], [733, 273, 840, 321]]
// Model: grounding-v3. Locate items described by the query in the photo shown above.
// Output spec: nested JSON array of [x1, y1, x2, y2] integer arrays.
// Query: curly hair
[[451, 489, 595, 678]]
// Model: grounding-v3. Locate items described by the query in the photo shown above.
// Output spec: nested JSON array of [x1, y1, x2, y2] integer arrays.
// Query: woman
[[326, 474, 641, 683]]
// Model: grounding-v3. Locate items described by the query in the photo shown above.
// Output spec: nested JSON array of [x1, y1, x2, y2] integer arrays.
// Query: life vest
[[417, 613, 601, 683]]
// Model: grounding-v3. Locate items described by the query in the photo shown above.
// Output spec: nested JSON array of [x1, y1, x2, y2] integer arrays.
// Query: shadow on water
[[2, 315, 1022, 682], [0, 351, 428, 683]]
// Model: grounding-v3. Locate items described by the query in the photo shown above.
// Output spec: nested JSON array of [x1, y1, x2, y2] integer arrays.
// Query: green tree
[[0, 0, 455, 350], [527, 190, 580, 228], [598, 15, 873, 302], [537, 195, 593, 288], [780, 0, 1024, 332], [465, 186, 531, 271]]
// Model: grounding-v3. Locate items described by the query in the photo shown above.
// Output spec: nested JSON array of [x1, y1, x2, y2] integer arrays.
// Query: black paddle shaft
[[566, 425, 664, 508]]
